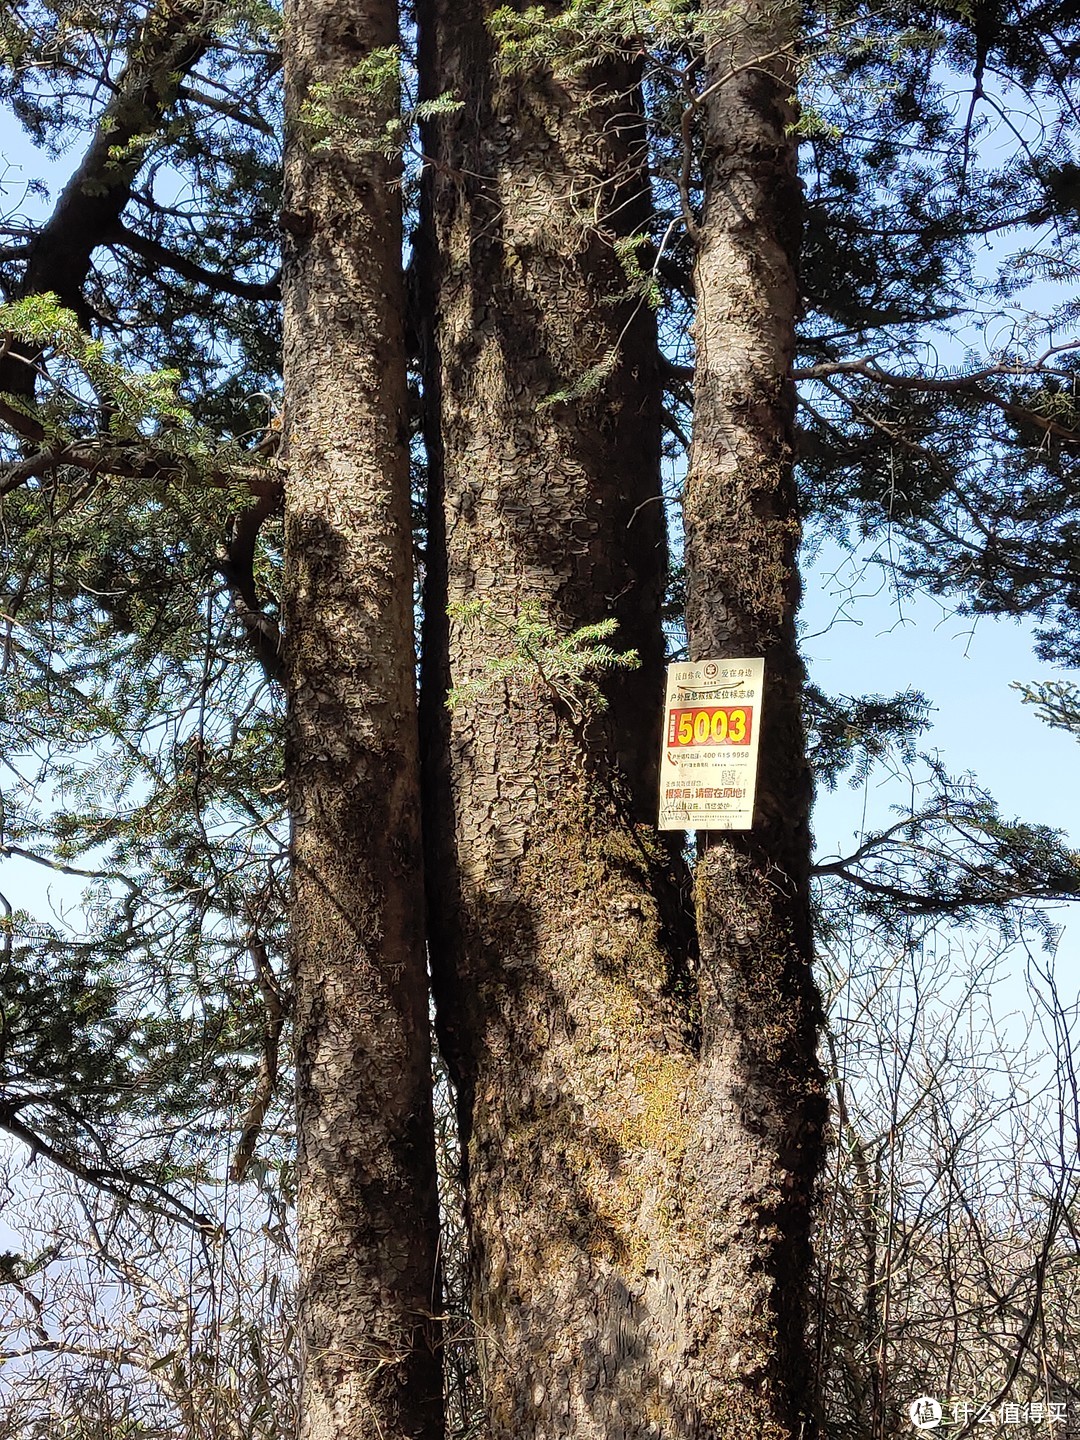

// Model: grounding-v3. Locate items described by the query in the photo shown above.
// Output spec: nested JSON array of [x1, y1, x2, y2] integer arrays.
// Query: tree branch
[[1, 0, 217, 398], [793, 350, 1080, 446], [0, 420, 283, 503], [177, 80, 277, 136], [217, 488, 284, 683], [229, 929, 287, 1182], [108, 221, 280, 302], [0, 1103, 214, 1233]]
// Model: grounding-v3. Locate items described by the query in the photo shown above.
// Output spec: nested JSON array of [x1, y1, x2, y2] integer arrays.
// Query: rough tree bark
[[419, 5, 821, 1436], [683, 0, 827, 1434], [417, 5, 686, 1434], [281, 3, 443, 1437]]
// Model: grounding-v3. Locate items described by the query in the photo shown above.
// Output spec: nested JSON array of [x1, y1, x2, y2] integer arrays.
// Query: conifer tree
[[2, 2, 1080, 1439]]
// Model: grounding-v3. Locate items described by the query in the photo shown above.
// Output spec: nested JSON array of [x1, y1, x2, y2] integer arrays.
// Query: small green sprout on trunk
[[299, 46, 461, 161], [446, 598, 638, 723]]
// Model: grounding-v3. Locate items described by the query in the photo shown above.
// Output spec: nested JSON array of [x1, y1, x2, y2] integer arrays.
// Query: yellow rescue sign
[[658, 658, 764, 830]]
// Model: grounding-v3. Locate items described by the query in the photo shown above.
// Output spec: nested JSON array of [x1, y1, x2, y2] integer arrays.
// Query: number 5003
[[668, 706, 752, 747]]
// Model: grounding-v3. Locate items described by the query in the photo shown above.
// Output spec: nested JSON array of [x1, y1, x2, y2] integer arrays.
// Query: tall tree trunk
[[417, 5, 686, 1434], [419, 6, 821, 1436], [683, 1, 827, 1434], [281, 4, 443, 1437]]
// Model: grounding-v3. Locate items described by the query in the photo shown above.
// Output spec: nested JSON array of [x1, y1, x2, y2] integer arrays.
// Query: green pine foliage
[[446, 599, 639, 723], [1014, 678, 1080, 738], [0, 444, 288, 1209], [795, 0, 1080, 674], [300, 45, 461, 160], [0, 0, 288, 1218]]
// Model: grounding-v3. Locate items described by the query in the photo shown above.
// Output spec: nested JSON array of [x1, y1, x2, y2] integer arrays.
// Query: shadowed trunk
[[683, 1, 827, 1434], [281, 3, 443, 1436], [419, 4, 820, 1435]]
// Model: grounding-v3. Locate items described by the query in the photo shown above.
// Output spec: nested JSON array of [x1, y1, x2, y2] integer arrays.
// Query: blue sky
[[804, 545, 1080, 850], [803, 537, 1080, 1067]]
